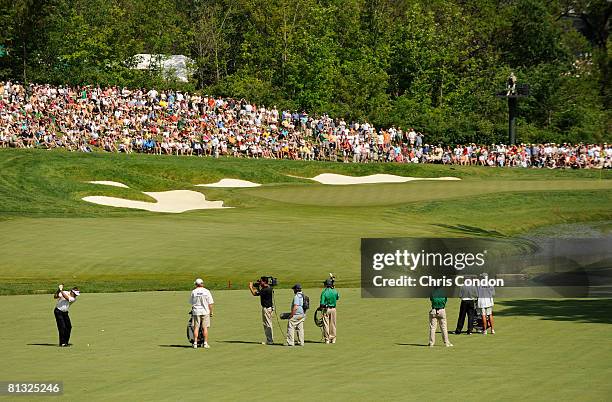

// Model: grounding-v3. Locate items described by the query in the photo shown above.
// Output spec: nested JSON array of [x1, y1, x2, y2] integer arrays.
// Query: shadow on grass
[[27, 343, 59, 347], [496, 299, 612, 324], [433, 224, 506, 238], [216, 340, 324, 346], [159, 344, 193, 348], [216, 340, 263, 345], [395, 343, 429, 347], [216, 340, 284, 346]]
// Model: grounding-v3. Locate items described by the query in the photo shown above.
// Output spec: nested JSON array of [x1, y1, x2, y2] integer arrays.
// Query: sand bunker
[[196, 178, 261, 188], [308, 173, 461, 185], [82, 190, 229, 213], [87, 181, 130, 188]]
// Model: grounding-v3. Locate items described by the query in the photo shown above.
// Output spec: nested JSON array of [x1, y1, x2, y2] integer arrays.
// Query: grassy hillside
[[1, 149, 609, 216], [0, 149, 610, 294]]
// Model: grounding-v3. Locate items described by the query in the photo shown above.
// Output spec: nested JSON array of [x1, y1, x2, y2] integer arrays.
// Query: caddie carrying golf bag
[[186, 311, 205, 346]]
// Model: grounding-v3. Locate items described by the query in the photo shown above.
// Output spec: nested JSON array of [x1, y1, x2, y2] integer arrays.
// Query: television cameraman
[[249, 277, 274, 345]]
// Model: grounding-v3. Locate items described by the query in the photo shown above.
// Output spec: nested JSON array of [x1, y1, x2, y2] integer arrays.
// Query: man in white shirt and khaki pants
[[190, 278, 214, 349]]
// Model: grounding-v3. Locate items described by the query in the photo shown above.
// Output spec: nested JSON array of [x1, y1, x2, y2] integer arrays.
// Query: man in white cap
[[190, 278, 214, 349], [53, 284, 80, 347]]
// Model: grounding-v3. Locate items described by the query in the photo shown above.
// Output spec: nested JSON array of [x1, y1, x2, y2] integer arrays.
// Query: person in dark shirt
[[454, 281, 477, 335], [249, 277, 274, 345]]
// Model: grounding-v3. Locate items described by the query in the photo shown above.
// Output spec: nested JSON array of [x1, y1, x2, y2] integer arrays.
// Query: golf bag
[[314, 307, 324, 327], [472, 313, 490, 332], [186, 311, 205, 346]]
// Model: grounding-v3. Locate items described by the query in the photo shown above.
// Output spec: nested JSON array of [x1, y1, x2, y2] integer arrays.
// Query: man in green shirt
[[428, 287, 453, 347], [320, 279, 340, 344]]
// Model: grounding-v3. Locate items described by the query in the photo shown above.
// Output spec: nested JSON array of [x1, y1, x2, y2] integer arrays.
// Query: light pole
[[497, 73, 529, 145]]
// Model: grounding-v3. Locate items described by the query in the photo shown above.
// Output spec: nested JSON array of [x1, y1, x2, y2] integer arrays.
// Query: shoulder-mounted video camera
[[253, 276, 277, 289]]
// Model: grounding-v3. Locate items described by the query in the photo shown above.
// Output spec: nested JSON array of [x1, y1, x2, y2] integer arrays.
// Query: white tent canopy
[[131, 54, 193, 82]]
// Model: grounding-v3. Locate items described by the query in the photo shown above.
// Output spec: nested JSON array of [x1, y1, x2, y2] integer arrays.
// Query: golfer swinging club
[[53, 284, 80, 347]]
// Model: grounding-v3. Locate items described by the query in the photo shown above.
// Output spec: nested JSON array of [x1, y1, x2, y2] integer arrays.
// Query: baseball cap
[[71, 288, 80, 296], [195, 278, 204, 285], [292, 283, 302, 290]]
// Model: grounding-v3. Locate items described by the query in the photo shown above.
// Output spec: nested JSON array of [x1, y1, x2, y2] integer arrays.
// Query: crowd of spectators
[[1, 81, 610, 169]]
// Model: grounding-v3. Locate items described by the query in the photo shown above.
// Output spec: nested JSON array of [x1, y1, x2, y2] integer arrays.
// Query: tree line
[[0, 0, 609, 143]]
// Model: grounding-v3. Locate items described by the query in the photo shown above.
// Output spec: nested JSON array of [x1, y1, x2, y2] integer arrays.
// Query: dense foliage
[[0, 0, 609, 143]]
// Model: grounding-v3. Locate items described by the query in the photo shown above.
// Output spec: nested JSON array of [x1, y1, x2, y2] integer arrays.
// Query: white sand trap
[[82, 190, 229, 213], [308, 173, 461, 185], [196, 178, 261, 188], [87, 181, 130, 188]]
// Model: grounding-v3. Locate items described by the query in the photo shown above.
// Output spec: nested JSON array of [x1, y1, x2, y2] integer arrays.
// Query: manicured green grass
[[0, 290, 610, 401], [0, 149, 609, 217], [0, 149, 611, 294], [0, 149, 610, 401]]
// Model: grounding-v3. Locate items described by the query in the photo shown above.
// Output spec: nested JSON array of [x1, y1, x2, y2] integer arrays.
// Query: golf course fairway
[[1, 290, 610, 401], [1, 149, 611, 401]]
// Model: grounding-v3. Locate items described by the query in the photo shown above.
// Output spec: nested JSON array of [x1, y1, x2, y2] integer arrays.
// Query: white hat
[[195, 278, 204, 285]]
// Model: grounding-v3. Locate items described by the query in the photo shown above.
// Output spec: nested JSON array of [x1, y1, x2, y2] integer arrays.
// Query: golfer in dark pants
[[53, 285, 80, 347], [455, 282, 477, 335]]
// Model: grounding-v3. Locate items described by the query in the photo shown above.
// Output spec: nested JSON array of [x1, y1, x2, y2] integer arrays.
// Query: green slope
[[0, 149, 610, 294]]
